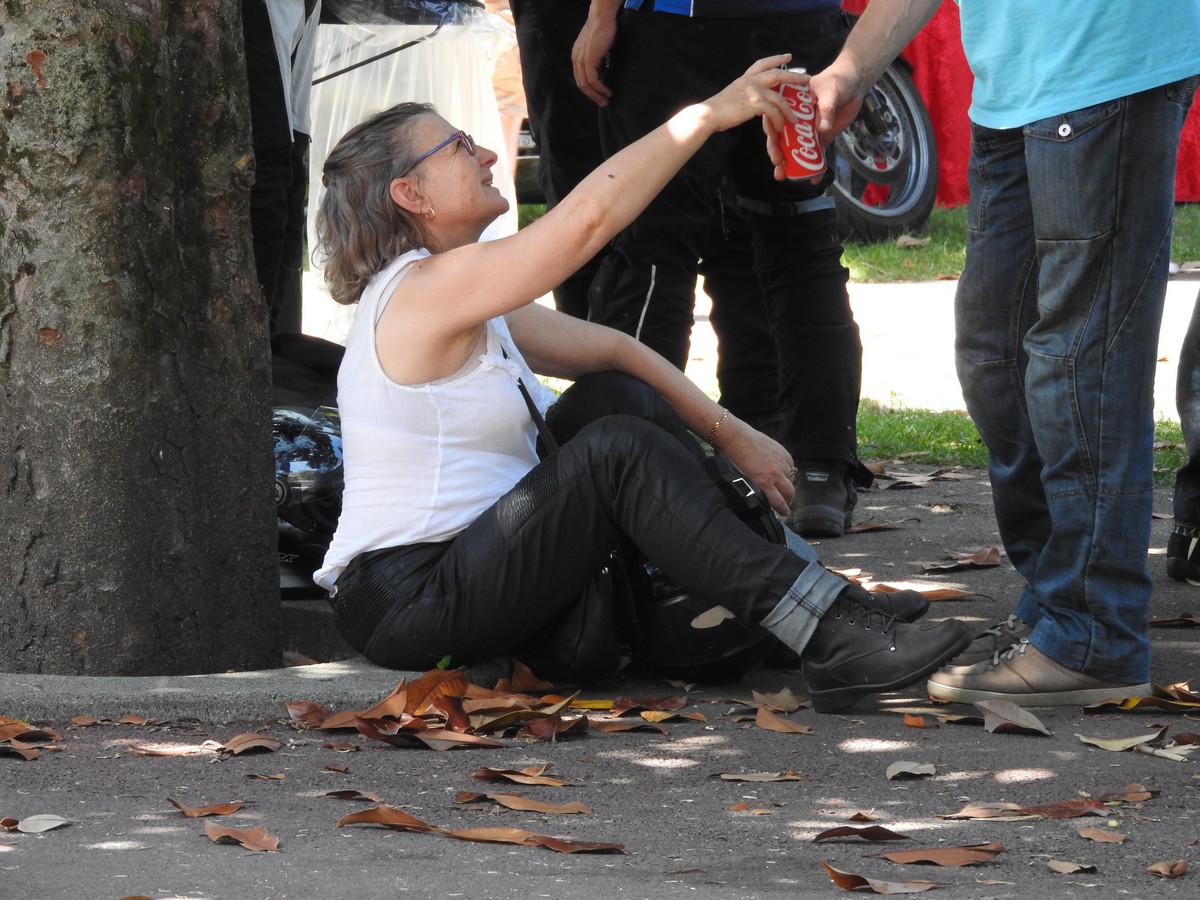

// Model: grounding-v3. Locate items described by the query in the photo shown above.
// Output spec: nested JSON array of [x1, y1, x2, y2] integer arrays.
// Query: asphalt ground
[[5, 278, 1200, 899]]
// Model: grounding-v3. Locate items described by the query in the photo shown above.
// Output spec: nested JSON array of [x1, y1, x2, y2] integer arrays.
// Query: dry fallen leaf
[[167, 798, 243, 818], [324, 789, 383, 803], [1077, 827, 1126, 844], [217, 733, 282, 756], [1076, 725, 1169, 752], [976, 699, 1052, 736], [1096, 782, 1159, 803], [813, 825, 914, 844], [337, 804, 442, 833], [886, 761, 935, 780], [1146, 859, 1189, 878], [714, 771, 804, 783], [471, 765, 573, 787], [822, 860, 944, 893], [202, 821, 279, 852], [1046, 858, 1095, 874], [939, 802, 1027, 821], [454, 792, 591, 815], [13, 814, 70, 834], [1019, 799, 1107, 820], [878, 842, 1005, 867], [903, 713, 937, 729], [752, 687, 804, 713], [754, 705, 812, 734]]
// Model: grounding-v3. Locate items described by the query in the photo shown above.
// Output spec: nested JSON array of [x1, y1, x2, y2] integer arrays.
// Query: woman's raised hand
[[701, 55, 804, 136]]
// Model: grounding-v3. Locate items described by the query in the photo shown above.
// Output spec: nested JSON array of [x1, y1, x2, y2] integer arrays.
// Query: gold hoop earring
[[424, 206, 436, 222]]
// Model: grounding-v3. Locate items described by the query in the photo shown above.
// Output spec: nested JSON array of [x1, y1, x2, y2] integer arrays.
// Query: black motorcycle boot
[[802, 591, 972, 713], [843, 583, 929, 623], [788, 459, 855, 538]]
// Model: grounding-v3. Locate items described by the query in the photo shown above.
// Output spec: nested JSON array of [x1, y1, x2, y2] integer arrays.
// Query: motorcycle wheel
[[830, 61, 939, 243]]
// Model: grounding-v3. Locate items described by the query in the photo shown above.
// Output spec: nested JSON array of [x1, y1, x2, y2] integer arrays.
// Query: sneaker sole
[[926, 679, 1150, 707], [807, 628, 973, 714]]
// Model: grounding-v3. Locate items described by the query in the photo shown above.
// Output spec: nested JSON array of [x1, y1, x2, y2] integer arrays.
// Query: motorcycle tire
[[829, 60, 939, 244]]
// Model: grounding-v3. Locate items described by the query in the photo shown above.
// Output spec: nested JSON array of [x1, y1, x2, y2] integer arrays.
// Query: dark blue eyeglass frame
[[400, 130, 476, 176]]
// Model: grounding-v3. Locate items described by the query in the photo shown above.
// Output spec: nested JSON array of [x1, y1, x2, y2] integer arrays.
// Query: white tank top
[[314, 249, 556, 589]]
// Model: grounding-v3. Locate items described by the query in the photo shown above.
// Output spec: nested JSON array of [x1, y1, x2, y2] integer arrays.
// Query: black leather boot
[[848, 584, 929, 623], [803, 591, 972, 713]]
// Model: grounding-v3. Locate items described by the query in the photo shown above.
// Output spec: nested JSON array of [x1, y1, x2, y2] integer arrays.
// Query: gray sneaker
[[928, 640, 1149, 707], [944, 614, 1033, 668]]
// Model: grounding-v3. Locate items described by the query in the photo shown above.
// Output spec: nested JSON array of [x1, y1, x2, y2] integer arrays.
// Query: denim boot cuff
[[759, 564, 847, 655]]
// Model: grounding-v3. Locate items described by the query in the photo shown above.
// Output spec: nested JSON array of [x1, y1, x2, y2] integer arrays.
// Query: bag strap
[[502, 346, 559, 452]]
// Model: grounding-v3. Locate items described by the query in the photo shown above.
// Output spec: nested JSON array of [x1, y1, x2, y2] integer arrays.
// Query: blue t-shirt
[[625, 0, 839, 16], [958, 0, 1200, 128]]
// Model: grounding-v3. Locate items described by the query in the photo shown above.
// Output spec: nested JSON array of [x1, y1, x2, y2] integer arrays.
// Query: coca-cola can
[[775, 67, 827, 180]]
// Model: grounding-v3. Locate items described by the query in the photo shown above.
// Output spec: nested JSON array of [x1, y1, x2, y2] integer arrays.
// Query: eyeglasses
[[400, 130, 476, 176]]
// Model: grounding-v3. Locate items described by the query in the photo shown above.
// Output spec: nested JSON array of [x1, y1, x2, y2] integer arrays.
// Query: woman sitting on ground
[[312, 56, 970, 712]]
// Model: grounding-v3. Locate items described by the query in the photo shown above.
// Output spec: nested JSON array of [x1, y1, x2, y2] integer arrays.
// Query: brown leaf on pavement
[[886, 761, 935, 780], [948, 546, 1003, 566], [1076, 725, 1169, 752], [714, 771, 804, 782], [202, 821, 280, 852], [1018, 798, 1107, 819], [610, 695, 688, 715], [404, 669, 470, 716], [336, 804, 442, 833], [939, 802, 1028, 820], [324, 790, 383, 802], [903, 713, 937, 729], [284, 700, 333, 728], [446, 827, 624, 854], [1146, 859, 1189, 878], [454, 792, 591, 815], [471, 765, 573, 787], [821, 861, 944, 893], [1148, 614, 1200, 628], [813, 825, 915, 844], [976, 699, 1052, 736], [11, 814, 70, 833], [0, 723, 62, 743], [878, 842, 1005, 867], [1046, 859, 1095, 874], [217, 733, 281, 756], [495, 660, 556, 693], [1096, 782, 1159, 803], [0, 742, 39, 760], [1077, 827, 1126, 843], [846, 518, 920, 533], [754, 705, 812, 734], [588, 718, 669, 735], [168, 798, 243, 818], [752, 687, 805, 713]]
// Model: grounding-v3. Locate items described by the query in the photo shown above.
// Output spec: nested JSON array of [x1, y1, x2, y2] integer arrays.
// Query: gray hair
[[316, 102, 436, 305]]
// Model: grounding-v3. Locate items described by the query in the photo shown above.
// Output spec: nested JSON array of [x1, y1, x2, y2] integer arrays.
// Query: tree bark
[[0, 0, 280, 673]]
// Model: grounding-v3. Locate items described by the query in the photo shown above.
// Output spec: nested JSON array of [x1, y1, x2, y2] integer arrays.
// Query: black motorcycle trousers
[[329, 374, 845, 671]]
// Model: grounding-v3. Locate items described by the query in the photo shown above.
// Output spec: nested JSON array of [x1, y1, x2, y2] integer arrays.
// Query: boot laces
[[837, 595, 898, 635]]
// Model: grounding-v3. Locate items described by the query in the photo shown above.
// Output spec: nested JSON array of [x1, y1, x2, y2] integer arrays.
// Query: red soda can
[[775, 67, 827, 179]]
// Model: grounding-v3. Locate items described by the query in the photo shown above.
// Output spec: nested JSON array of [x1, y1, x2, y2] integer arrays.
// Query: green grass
[[858, 401, 1186, 483], [843, 202, 1200, 283]]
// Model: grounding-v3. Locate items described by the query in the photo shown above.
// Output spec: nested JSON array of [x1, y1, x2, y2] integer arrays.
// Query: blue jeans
[[955, 77, 1198, 684]]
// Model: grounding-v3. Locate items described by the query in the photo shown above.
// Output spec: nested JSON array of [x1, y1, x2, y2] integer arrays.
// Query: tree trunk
[[0, 0, 280, 673]]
